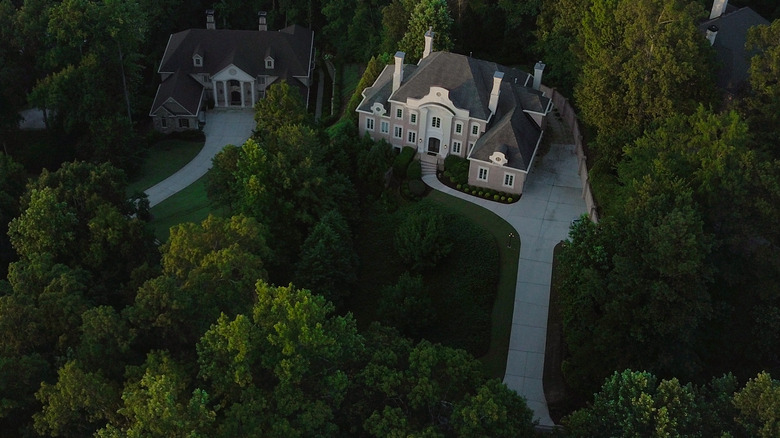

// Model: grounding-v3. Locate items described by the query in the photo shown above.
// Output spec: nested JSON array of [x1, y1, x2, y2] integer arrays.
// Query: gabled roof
[[149, 70, 204, 116], [158, 25, 313, 80], [700, 7, 770, 91]]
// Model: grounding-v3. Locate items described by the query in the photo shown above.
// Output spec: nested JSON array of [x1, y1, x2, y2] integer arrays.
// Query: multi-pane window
[[503, 173, 515, 188], [380, 120, 389, 134], [366, 117, 375, 131], [408, 131, 416, 144], [161, 118, 168, 128], [471, 124, 479, 135], [396, 108, 403, 119], [179, 118, 190, 128], [410, 113, 417, 124], [394, 126, 403, 138], [478, 167, 488, 181], [469, 142, 475, 153], [452, 141, 461, 154], [431, 116, 441, 128], [455, 123, 463, 134]]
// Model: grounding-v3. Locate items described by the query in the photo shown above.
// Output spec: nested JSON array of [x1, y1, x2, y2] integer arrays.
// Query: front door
[[428, 137, 440, 154]]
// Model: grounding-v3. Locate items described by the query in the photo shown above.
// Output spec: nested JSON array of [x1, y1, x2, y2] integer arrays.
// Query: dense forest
[[1, 0, 779, 436]]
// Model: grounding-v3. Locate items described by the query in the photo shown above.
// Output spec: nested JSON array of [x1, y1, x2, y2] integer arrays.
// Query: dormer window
[[265, 56, 274, 69], [193, 55, 203, 67]]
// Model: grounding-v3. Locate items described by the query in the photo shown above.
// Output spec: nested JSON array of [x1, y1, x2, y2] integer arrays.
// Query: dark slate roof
[[357, 63, 417, 114], [390, 52, 533, 120], [469, 91, 542, 172], [149, 70, 204, 116], [700, 7, 769, 91], [159, 25, 313, 79]]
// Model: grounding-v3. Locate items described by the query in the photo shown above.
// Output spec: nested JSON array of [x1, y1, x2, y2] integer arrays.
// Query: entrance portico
[[211, 64, 257, 108]]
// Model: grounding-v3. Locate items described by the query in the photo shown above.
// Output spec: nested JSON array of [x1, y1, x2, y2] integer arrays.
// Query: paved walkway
[[145, 109, 255, 207], [422, 142, 586, 427]]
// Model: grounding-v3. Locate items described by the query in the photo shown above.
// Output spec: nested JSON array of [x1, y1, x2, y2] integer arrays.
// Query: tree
[[744, 19, 780, 156], [0, 153, 29, 275], [733, 372, 780, 438], [378, 272, 434, 337], [564, 370, 703, 437], [129, 215, 269, 349], [8, 161, 156, 305], [397, 0, 454, 62], [575, 0, 716, 168], [96, 351, 215, 438], [294, 210, 358, 306], [451, 379, 537, 437], [34, 361, 122, 438], [534, 0, 590, 95], [253, 81, 309, 138], [394, 206, 453, 271]]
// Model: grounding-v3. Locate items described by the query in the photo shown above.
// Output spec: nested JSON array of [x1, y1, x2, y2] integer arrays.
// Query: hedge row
[[456, 184, 516, 203]]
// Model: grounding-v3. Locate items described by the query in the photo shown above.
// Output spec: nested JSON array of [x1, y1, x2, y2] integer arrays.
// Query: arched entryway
[[428, 137, 440, 154]]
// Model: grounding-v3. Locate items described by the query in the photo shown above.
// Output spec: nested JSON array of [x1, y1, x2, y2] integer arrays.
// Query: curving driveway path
[[422, 141, 586, 428], [145, 109, 256, 207]]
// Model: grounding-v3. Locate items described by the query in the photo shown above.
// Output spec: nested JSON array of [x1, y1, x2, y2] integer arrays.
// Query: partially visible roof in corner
[[158, 25, 313, 79], [149, 70, 204, 116], [700, 7, 769, 91]]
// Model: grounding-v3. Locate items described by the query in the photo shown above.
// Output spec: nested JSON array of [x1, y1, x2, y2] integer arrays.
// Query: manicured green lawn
[[148, 173, 224, 241], [127, 139, 204, 194], [350, 192, 519, 380], [426, 191, 520, 379]]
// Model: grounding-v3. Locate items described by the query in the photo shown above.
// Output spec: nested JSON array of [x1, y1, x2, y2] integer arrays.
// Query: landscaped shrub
[[508, 197, 513, 202], [393, 146, 416, 179], [456, 184, 462, 190], [407, 160, 422, 180], [501, 196, 506, 201], [494, 195, 500, 201], [443, 155, 469, 185]]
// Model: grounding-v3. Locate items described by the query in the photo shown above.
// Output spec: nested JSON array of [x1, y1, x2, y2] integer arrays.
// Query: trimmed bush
[[393, 146, 416, 179], [456, 184, 462, 190], [443, 155, 470, 185], [501, 196, 506, 201], [407, 160, 422, 180], [494, 195, 500, 201], [508, 197, 513, 202]]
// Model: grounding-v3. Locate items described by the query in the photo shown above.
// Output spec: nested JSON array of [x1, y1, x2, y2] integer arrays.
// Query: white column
[[222, 81, 228, 106], [251, 81, 256, 106], [211, 79, 218, 107], [240, 81, 246, 108]]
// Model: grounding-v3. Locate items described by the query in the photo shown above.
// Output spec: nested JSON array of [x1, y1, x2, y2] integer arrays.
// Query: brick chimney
[[393, 51, 405, 93], [206, 9, 215, 30], [488, 71, 503, 115], [533, 61, 545, 91], [706, 25, 719, 45], [258, 11, 267, 31], [710, 0, 728, 19], [423, 27, 434, 59]]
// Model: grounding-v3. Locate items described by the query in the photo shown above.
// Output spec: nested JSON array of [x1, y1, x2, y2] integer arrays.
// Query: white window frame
[[179, 118, 190, 129], [471, 124, 479, 136], [455, 122, 463, 135], [193, 55, 203, 67], [469, 142, 475, 154], [452, 141, 461, 154], [431, 116, 441, 128], [380, 120, 389, 134], [410, 113, 417, 124], [366, 117, 375, 131], [393, 126, 403, 139], [396, 108, 403, 119], [503, 172, 515, 188], [265, 57, 274, 69], [478, 166, 489, 181], [407, 130, 417, 144]]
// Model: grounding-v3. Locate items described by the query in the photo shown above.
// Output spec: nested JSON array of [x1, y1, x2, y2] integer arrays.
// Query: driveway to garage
[[423, 140, 586, 428], [145, 109, 255, 207]]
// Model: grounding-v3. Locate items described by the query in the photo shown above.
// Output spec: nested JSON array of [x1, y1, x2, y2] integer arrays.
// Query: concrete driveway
[[423, 141, 586, 428], [145, 109, 255, 207]]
